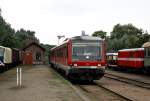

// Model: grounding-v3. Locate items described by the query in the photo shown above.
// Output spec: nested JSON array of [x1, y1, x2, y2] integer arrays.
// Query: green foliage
[[0, 8, 1, 16], [111, 23, 143, 39], [0, 14, 16, 47], [0, 8, 40, 49], [41, 44, 55, 63], [107, 23, 150, 52], [0, 9, 39, 49], [15, 29, 39, 48], [92, 30, 107, 39]]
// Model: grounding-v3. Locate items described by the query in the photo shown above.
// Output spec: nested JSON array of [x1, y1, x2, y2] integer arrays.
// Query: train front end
[[67, 36, 106, 80]]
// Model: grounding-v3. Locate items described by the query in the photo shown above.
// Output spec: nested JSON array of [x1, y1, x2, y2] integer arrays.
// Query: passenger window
[[130, 52, 134, 58], [113, 56, 117, 60], [109, 56, 113, 60]]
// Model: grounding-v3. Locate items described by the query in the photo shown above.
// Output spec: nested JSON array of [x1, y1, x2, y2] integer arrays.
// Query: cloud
[[0, 0, 150, 45]]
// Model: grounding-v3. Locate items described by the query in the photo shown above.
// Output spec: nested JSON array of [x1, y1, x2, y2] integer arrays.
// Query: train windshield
[[72, 42, 101, 61]]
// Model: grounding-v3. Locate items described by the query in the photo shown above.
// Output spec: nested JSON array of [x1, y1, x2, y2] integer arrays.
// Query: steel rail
[[76, 82, 133, 101], [94, 82, 133, 101], [105, 73, 150, 90]]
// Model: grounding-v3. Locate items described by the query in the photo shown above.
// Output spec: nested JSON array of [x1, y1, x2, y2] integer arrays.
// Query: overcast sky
[[0, 0, 150, 45]]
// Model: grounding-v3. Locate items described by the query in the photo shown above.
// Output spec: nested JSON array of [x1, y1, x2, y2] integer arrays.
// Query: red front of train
[[118, 48, 144, 69], [49, 36, 106, 80]]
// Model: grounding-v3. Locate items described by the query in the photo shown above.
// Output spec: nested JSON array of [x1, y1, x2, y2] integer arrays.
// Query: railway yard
[[0, 65, 150, 101], [1, 1, 150, 101]]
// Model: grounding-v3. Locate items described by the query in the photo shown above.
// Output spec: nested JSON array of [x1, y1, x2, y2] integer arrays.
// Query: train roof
[[0, 46, 20, 52], [50, 35, 103, 50], [71, 35, 102, 41], [142, 42, 150, 48], [0, 46, 6, 49], [119, 48, 144, 52], [4, 47, 12, 51], [0, 46, 11, 50], [106, 53, 118, 56]]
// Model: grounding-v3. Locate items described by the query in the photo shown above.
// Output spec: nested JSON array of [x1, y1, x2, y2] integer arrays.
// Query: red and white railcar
[[118, 48, 144, 69], [49, 35, 106, 80]]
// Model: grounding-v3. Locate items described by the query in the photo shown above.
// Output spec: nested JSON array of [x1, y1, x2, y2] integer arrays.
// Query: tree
[[0, 9, 40, 49], [0, 8, 1, 16], [15, 28, 39, 48], [41, 44, 55, 63], [0, 13, 16, 47], [107, 23, 150, 52], [111, 23, 143, 39], [92, 30, 107, 39]]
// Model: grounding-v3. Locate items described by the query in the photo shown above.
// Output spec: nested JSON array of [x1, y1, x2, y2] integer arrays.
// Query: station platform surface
[[0, 65, 82, 101]]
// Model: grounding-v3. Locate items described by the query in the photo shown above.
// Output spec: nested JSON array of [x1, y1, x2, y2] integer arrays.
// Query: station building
[[22, 42, 45, 65]]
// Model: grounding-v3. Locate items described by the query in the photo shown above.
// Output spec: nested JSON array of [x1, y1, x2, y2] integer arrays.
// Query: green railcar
[[144, 48, 150, 72], [143, 42, 150, 73]]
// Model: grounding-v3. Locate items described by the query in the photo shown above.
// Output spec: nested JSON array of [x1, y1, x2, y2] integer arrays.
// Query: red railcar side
[[118, 48, 144, 69]]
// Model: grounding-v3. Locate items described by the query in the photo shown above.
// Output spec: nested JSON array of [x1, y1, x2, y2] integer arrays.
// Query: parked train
[[49, 35, 106, 81], [0, 46, 22, 72], [106, 53, 118, 68], [106, 42, 150, 73]]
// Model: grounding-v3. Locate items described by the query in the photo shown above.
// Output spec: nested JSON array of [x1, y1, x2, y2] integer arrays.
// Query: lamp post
[[57, 35, 65, 45]]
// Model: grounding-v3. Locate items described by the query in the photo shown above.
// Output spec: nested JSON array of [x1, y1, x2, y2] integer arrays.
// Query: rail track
[[76, 82, 133, 101], [51, 66, 150, 101], [104, 73, 150, 90], [51, 66, 133, 101]]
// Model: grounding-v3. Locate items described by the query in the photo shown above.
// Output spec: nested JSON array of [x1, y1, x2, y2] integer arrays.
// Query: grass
[[49, 68, 70, 85]]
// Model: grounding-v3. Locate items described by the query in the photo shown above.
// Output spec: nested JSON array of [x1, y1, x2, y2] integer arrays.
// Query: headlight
[[73, 64, 78, 66], [98, 64, 101, 67]]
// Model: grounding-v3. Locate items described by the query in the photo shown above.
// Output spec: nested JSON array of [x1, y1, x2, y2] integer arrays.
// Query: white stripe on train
[[118, 58, 144, 61]]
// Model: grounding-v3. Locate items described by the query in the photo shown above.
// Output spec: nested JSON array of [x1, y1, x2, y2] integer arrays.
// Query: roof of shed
[[23, 42, 45, 51]]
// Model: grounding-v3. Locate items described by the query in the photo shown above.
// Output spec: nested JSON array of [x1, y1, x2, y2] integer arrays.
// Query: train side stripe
[[118, 58, 144, 61]]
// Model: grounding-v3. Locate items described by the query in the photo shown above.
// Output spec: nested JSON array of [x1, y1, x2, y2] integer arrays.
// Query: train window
[[56, 48, 64, 57], [130, 52, 134, 58], [106, 56, 109, 60], [57, 49, 61, 57], [72, 43, 101, 61], [138, 52, 142, 58], [113, 56, 117, 60], [63, 47, 67, 58], [66, 46, 68, 58], [56, 51, 58, 57], [108, 56, 113, 60], [61, 49, 63, 57], [58, 50, 60, 57]]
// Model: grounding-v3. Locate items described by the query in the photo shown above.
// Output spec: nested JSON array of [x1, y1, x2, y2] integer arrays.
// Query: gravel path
[[0, 65, 82, 101]]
